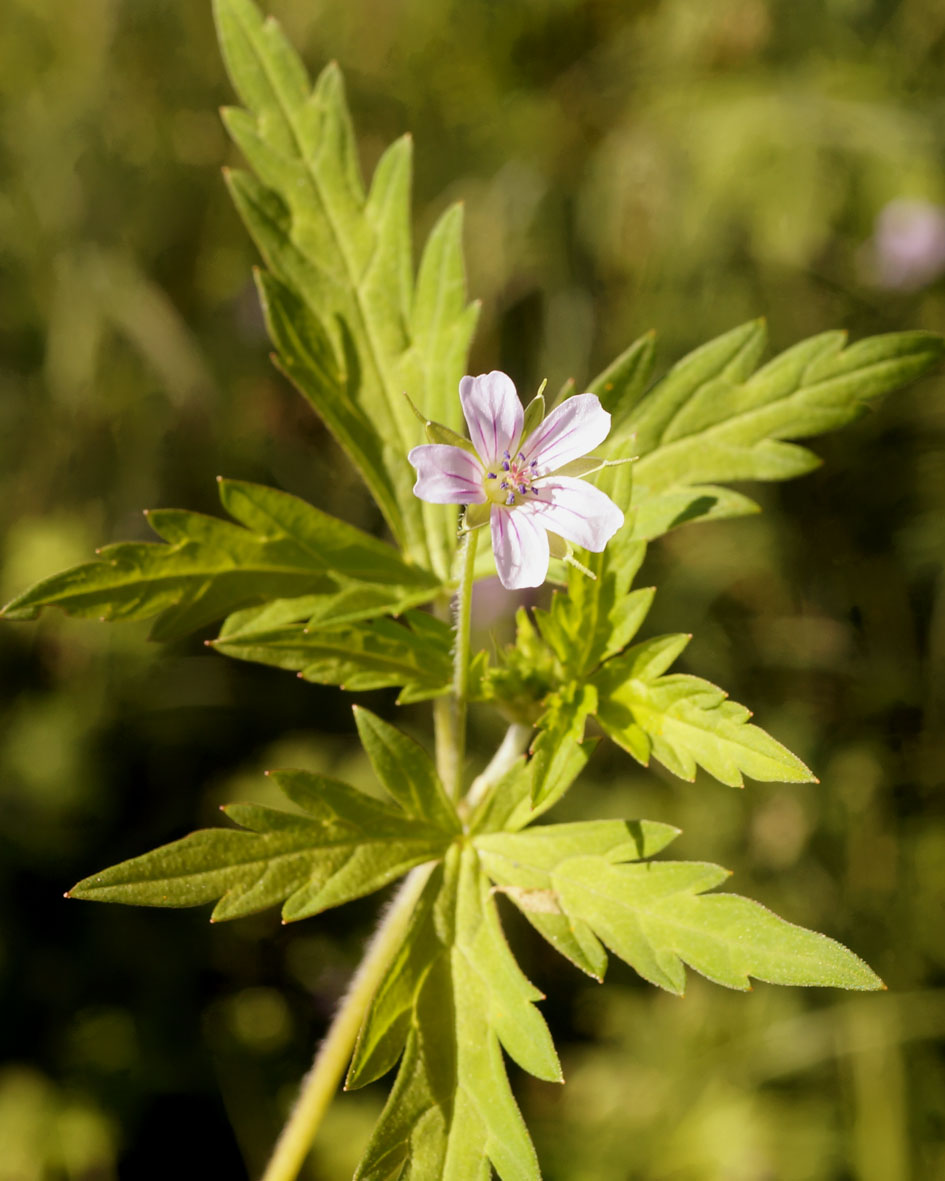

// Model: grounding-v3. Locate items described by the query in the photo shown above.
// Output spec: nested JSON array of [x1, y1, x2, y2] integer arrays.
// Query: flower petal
[[520, 393, 612, 472], [522, 476, 624, 551], [460, 372, 524, 468], [490, 506, 550, 589], [408, 444, 486, 504]]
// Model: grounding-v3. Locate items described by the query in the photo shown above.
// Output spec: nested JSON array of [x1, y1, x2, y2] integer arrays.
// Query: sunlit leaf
[[68, 770, 453, 922], [349, 846, 557, 1181]]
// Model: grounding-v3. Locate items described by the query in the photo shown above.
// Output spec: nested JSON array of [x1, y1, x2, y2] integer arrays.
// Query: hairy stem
[[260, 863, 434, 1181], [450, 527, 479, 800], [464, 722, 532, 811]]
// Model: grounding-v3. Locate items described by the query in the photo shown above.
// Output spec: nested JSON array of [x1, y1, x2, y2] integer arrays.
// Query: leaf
[[467, 735, 594, 837], [592, 634, 814, 786], [533, 462, 649, 678], [528, 682, 597, 808], [1, 479, 439, 641], [212, 608, 454, 703], [214, 0, 478, 579], [353, 707, 459, 832], [588, 329, 656, 434], [68, 770, 453, 922], [349, 846, 557, 1181], [549, 857, 883, 993], [613, 323, 945, 539], [476, 820, 680, 979]]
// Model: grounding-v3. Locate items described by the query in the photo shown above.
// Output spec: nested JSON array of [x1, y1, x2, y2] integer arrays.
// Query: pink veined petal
[[490, 505, 551, 590], [408, 444, 486, 504], [459, 372, 524, 468], [522, 476, 624, 551], [520, 393, 612, 473]]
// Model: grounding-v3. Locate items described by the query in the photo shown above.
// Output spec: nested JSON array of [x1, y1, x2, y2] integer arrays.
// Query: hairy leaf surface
[[592, 635, 814, 785], [69, 769, 455, 922]]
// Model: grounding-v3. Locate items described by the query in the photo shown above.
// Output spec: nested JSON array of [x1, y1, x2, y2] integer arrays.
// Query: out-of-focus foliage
[[3, 0, 945, 1178]]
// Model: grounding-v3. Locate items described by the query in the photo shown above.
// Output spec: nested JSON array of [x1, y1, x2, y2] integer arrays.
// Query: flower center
[[484, 450, 539, 507]]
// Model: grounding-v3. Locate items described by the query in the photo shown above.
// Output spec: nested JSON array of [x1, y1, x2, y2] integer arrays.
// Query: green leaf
[[615, 324, 945, 540], [353, 707, 459, 832], [212, 608, 453, 703], [1, 479, 439, 641], [549, 857, 883, 993], [592, 637, 815, 786], [532, 462, 648, 677], [588, 329, 656, 434], [467, 736, 594, 837], [350, 846, 557, 1181], [214, 0, 478, 579], [68, 770, 452, 922], [528, 683, 597, 808], [476, 820, 680, 979]]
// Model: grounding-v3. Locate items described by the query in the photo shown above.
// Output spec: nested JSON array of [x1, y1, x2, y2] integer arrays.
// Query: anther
[[486, 472, 497, 479]]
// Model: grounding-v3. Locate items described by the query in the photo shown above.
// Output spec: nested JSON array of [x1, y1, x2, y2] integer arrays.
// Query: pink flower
[[408, 371, 624, 589]]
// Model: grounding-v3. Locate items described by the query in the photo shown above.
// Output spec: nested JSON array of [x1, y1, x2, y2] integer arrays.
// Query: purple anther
[[486, 472, 497, 479], [506, 492, 515, 505]]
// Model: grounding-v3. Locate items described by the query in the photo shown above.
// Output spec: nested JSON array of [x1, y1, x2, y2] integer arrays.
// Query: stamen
[[502, 460, 510, 471], [506, 492, 515, 505], [500, 479, 509, 490], [486, 472, 497, 479], [518, 483, 527, 493]]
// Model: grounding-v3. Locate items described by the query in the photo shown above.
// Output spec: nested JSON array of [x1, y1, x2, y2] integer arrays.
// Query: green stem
[[450, 526, 479, 800], [259, 863, 434, 1181]]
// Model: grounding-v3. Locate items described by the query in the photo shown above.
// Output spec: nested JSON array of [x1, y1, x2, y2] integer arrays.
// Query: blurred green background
[[3, 0, 945, 1177]]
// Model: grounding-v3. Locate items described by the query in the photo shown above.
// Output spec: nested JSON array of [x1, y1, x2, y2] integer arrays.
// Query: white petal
[[522, 476, 624, 551], [490, 506, 550, 589], [408, 444, 486, 504], [520, 393, 612, 472], [459, 372, 524, 468]]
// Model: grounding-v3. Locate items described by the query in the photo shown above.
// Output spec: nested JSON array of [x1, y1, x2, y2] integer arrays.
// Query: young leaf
[[68, 770, 454, 922], [349, 846, 557, 1181], [550, 857, 883, 993], [610, 324, 945, 540], [592, 635, 814, 786], [533, 462, 648, 678], [1, 479, 439, 641], [528, 683, 598, 807], [214, 0, 478, 579], [212, 608, 453, 703]]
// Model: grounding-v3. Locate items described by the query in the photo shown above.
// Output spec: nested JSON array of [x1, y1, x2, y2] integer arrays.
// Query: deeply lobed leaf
[[214, 0, 478, 578], [69, 761, 457, 922], [349, 846, 558, 1181], [599, 321, 945, 541], [1, 479, 439, 641]]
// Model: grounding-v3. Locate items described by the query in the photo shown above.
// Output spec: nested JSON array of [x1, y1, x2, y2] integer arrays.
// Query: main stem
[[450, 526, 479, 799], [260, 864, 433, 1181], [260, 524, 483, 1181]]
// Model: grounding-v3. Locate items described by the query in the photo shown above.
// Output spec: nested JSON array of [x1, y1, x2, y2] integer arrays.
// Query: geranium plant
[[4, 1, 943, 1178]]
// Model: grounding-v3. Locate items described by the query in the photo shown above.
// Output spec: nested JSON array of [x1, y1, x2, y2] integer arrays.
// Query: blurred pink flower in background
[[864, 198, 945, 291]]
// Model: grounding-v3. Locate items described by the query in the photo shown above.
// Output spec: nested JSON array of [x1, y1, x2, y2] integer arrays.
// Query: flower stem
[[259, 863, 434, 1181], [450, 526, 479, 800]]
